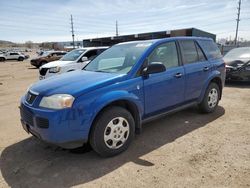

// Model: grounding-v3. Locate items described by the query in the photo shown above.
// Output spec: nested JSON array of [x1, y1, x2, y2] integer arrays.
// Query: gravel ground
[[0, 58, 249, 188]]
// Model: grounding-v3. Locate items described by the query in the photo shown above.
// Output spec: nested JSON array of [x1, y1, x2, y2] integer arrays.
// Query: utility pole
[[70, 14, 75, 48], [234, 0, 241, 46], [116, 20, 119, 37]]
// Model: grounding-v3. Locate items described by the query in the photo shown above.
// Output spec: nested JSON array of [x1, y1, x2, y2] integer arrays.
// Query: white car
[[0, 52, 25, 61], [39, 47, 108, 80]]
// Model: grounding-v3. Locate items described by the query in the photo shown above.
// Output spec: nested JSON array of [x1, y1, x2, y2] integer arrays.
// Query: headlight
[[39, 94, 75, 109], [49, 66, 61, 73]]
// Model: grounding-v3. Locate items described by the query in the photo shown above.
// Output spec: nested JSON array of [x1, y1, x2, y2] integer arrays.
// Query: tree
[[25, 41, 33, 48]]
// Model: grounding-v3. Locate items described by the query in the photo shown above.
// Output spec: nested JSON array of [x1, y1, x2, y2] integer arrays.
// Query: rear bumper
[[19, 97, 88, 149]]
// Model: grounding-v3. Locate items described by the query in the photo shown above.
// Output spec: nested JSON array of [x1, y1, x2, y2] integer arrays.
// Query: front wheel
[[90, 106, 135, 157], [198, 82, 220, 113]]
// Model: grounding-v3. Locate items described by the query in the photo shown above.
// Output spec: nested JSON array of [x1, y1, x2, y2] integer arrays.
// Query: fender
[[198, 70, 222, 103], [92, 90, 143, 118], [89, 90, 144, 129]]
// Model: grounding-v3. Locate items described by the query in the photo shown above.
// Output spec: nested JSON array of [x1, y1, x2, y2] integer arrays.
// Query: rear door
[[143, 41, 185, 116], [178, 40, 211, 102]]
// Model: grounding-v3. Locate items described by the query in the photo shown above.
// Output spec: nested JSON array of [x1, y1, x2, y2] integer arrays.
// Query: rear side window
[[198, 40, 222, 59], [196, 43, 206, 62], [179, 40, 198, 64]]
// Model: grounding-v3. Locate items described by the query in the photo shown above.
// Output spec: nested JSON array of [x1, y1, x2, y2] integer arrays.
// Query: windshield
[[224, 47, 250, 62], [60, 49, 86, 61], [41, 51, 51, 57], [84, 42, 152, 74]]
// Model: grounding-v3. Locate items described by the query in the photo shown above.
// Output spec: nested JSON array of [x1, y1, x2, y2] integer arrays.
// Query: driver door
[[143, 42, 185, 116]]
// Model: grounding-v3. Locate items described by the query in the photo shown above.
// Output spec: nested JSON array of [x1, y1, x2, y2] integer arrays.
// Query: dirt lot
[[0, 58, 249, 188]]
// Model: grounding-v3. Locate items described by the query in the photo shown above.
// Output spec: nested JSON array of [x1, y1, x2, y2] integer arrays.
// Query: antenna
[[70, 14, 75, 48], [234, 0, 241, 46]]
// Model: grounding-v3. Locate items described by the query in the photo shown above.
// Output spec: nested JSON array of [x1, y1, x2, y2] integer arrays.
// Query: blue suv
[[20, 37, 225, 157]]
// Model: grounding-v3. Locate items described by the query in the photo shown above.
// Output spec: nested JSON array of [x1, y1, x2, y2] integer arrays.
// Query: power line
[[235, 0, 241, 45], [70, 14, 75, 48]]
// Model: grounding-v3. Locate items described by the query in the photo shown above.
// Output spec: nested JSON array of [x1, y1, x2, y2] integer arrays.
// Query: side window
[[198, 40, 222, 59], [97, 49, 106, 55], [56, 52, 64, 56], [179, 40, 198, 64], [148, 42, 179, 69], [84, 50, 98, 60], [195, 43, 206, 62]]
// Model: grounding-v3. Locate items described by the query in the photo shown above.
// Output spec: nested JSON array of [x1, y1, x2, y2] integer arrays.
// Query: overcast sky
[[0, 0, 250, 43]]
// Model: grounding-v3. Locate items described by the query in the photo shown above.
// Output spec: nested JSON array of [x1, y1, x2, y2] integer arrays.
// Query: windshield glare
[[84, 42, 152, 74], [224, 47, 250, 61], [61, 49, 86, 61]]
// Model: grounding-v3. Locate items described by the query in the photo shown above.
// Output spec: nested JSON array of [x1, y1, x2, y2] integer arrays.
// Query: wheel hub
[[104, 117, 130, 149], [208, 88, 218, 108]]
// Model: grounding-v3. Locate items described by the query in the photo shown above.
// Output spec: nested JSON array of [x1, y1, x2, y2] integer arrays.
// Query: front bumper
[[19, 97, 88, 148], [30, 60, 39, 67]]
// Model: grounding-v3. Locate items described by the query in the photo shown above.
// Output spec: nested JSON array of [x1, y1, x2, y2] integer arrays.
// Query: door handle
[[175, 73, 182, 78], [203, 66, 210, 71]]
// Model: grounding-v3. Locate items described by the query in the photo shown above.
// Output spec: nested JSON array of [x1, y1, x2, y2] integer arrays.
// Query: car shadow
[[0, 106, 225, 188], [225, 81, 250, 88], [27, 67, 38, 70]]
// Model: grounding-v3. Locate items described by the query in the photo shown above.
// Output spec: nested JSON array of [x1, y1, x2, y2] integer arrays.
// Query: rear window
[[198, 40, 222, 59]]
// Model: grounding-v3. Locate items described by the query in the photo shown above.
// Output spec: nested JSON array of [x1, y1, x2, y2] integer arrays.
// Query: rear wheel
[[198, 82, 220, 113], [18, 57, 24, 61], [90, 106, 135, 157]]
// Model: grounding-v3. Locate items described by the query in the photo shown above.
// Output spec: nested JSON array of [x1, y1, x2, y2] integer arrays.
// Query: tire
[[90, 106, 135, 157], [0, 57, 5, 62], [18, 57, 24, 61], [198, 82, 220, 113]]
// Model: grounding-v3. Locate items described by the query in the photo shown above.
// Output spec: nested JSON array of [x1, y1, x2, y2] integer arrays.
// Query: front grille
[[20, 105, 34, 126], [39, 68, 49, 76], [36, 117, 49, 129], [26, 92, 37, 104]]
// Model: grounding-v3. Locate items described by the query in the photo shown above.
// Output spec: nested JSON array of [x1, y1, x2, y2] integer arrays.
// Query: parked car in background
[[0, 52, 26, 61], [224, 47, 250, 81], [39, 47, 108, 80], [20, 37, 225, 157], [30, 51, 67, 68]]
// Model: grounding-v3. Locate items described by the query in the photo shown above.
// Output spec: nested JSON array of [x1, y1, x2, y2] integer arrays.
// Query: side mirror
[[81, 56, 88, 62], [142, 62, 166, 77]]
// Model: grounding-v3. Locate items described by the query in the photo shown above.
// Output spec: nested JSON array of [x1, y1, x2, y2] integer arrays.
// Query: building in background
[[82, 28, 216, 47]]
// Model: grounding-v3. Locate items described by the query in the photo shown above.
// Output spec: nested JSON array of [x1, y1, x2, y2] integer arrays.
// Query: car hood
[[41, 60, 74, 68], [30, 70, 125, 97], [223, 58, 249, 66]]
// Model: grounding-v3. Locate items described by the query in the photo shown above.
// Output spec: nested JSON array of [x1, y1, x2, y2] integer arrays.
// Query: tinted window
[[196, 43, 206, 61], [97, 49, 106, 55], [10, 53, 18, 55], [198, 40, 222, 59], [179, 40, 198, 64], [84, 50, 98, 60], [148, 42, 179, 69]]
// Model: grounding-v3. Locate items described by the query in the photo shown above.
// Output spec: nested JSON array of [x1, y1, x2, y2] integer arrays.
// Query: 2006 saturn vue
[[20, 37, 225, 157]]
